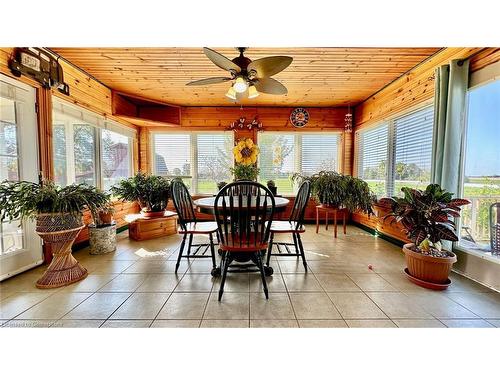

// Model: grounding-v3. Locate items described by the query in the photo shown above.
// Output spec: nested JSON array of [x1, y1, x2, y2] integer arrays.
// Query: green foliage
[[231, 164, 260, 181], [266, 180, 276, 188], [111, 172, 171, 213], [381, 184, 470, 252], [0, 179, 110, 223], [292, 171, 375, 215]]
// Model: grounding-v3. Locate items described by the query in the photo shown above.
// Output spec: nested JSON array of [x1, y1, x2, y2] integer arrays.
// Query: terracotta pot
[[142, 210, 166, 218], [402, 243, 456, 285], [98, 211, 113, 225]]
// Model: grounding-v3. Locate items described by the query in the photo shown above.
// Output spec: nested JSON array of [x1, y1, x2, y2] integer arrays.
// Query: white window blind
[[393, 106, 434, 194], [356, 123, 389, 197], [258, 132, 341, 194], [152, 132, 233, 194]]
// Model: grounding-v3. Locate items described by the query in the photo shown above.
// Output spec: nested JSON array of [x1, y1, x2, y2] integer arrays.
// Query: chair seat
[[179, 221, 218, 234], [268, 220, 305, 233], [219, 233, 268, 252]]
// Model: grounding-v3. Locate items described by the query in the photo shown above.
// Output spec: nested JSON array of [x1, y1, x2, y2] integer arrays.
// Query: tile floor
[[1, 225, 499, 328]]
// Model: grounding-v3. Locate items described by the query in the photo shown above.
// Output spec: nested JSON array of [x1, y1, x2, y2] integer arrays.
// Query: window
[[152, 132, 233, 194], [459, 78, 500, 253], [52, 99, 135, 190], [258, 132, 342, 194], [355, 105, 434, 197]]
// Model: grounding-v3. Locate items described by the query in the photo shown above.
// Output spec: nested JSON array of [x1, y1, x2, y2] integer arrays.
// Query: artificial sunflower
[[233, 138, 259, 166]]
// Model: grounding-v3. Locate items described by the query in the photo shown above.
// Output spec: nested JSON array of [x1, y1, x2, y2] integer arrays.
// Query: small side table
[[127, 211, 178, 241], [315, 205, 347, 238]]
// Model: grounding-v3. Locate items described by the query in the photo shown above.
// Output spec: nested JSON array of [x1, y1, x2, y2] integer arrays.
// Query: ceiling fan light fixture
[[233, 76, 248, 93], [225, 86, 237, 100], [248, 85, 259, 99]]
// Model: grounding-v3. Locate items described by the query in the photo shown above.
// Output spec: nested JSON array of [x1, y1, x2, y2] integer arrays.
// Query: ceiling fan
[[186, 47, 293, 101]]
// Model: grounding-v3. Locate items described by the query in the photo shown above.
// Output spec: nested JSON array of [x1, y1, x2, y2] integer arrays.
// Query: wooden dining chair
[[171, 180, 218, 275], [214, 181, 275, 300], [266, 180, 311, 271]]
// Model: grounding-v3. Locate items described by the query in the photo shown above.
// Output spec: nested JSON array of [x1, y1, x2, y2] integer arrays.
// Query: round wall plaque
[[290, 108, 309, 128]]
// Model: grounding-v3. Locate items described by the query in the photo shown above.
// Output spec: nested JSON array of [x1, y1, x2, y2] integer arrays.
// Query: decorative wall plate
[[290, 108, 309, 128]]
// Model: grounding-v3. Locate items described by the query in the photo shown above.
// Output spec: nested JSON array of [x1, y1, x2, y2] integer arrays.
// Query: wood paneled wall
[[0, 48, 141, 249], [351, 47, 500, 242]]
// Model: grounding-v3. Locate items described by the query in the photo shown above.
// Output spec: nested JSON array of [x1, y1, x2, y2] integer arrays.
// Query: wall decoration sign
[[228, 116, 263, 132], [290, 108, 309, 128]]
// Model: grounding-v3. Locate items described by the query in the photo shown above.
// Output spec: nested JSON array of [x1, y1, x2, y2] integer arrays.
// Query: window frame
[[150, 130, 234, 195], [354, 102, 434, 198]]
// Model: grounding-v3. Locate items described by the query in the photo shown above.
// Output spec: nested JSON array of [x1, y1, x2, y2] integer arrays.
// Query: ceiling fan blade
[[254, 78, 288, 95], [247, 56, 293, 78], [203, 47, 242, 73], [186, 77, 231, 86]]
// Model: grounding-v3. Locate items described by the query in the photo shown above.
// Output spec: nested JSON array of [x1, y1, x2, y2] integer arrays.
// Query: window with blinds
[[356, 124, 389, 197], [393, 106, 434, 195], [258, 132, 341, 194], [52, 98, 135, 190], [152, 132, 233, 194], [355, 105, 434, 198]]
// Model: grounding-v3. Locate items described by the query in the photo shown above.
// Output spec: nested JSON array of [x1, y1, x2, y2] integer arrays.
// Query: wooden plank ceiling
[[51, 47, 441, 107]]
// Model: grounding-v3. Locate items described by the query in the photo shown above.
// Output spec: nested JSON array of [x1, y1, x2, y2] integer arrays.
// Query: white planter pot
[[89, 224, 117, 255]]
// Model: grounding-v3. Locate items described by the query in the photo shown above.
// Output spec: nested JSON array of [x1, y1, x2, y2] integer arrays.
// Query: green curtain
[[430, 59, 470, 195]]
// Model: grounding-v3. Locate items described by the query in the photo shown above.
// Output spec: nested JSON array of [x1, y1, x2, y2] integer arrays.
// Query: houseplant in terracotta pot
[[0, 179, 109, 288], [111, 172, 171, 218], [88, 197, 117, 255], [292, 171, 374, 214], [267, 180, 277, 196], [381, 184, 470, 289]]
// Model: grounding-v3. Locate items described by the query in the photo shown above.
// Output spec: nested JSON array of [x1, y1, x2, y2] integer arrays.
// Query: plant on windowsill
[[111, 172, 171, 218], [292, 171, 375, 214], [0, 179, 110, 288], [380, 184, 470, 289]]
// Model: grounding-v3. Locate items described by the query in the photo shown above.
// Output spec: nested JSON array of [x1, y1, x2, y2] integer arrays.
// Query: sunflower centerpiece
[[231, 138, 260, 181]]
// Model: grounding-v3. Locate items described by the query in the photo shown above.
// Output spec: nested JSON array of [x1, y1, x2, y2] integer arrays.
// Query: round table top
[[194, 196, 289, 209]]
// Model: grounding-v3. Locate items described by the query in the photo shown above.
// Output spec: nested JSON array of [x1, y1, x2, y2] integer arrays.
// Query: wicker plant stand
[[35, 213, 88, 289]]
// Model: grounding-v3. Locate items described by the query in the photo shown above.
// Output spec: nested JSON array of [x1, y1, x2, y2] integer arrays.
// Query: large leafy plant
[[230, 164, 260, 181], [111, 172, 171, 213], [0, 179, 110, 222], [292, 171, 374, 214], [381, 184, 470, 256]]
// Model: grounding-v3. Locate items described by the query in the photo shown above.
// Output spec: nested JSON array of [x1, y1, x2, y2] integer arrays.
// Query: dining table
[[192, 196, 290, 276]]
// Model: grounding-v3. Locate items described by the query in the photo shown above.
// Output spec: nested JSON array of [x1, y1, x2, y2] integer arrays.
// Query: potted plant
[[292, 171, 374, 214], [230, 164, 260, 181], [88, 197, 117, 255], [0, 179, 109, 288], [267, 180, 277, 196], [217, 181, 227, 191], [381, 184, 470, 289], [111, 172, 171, 218]]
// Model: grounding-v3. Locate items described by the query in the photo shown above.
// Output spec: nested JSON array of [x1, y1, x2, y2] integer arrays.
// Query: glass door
[[0, 74, 42, 280]]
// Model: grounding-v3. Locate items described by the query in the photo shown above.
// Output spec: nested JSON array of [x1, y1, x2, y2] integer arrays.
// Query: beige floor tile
[[212, 274, 250, 292], [315, 274, 361, 292], [186, 259, 217, 274], [249, 293, 295, 320], [17, 292, 91, 320], [447, 274, 494, 293], [175, 274, 215, 292], [52, 319, 104, 328], [110, 293, 170, 320], [200, 319, 249, 328], [393, 319, 446, 328], [151, 319, 201, 328], [282, 274, 323, 292], [0, 292, 53, 319], [277, 260, 309, 274], [62, 274, 117, 293], [0, 269, 47, 293], [250, 319, 299, 328], [204, 293, 250, 320], [91, 260, 136, 274], [441, 319, 494, 328], [63, 292, 131, 320], [124, 260, 188, 274], [307, 261, 372, 274], [136, 274, 182, 292], [249, 274, 286, 292], [298, 320, 347, 328], [366, 292, 433, 319], [101, 319, 153, 328], [445, 292, 500, 319], [289, 293, 341, 320], [157, 293, 209, 320], [328, 292, 387, 319], [377, 272, 425, 292], [98, 274, 148, 292], [346, 320, 397, 328], [3, 319, 56, 328], [403, 292, 478, 319], [347, 273, 397, 292]]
